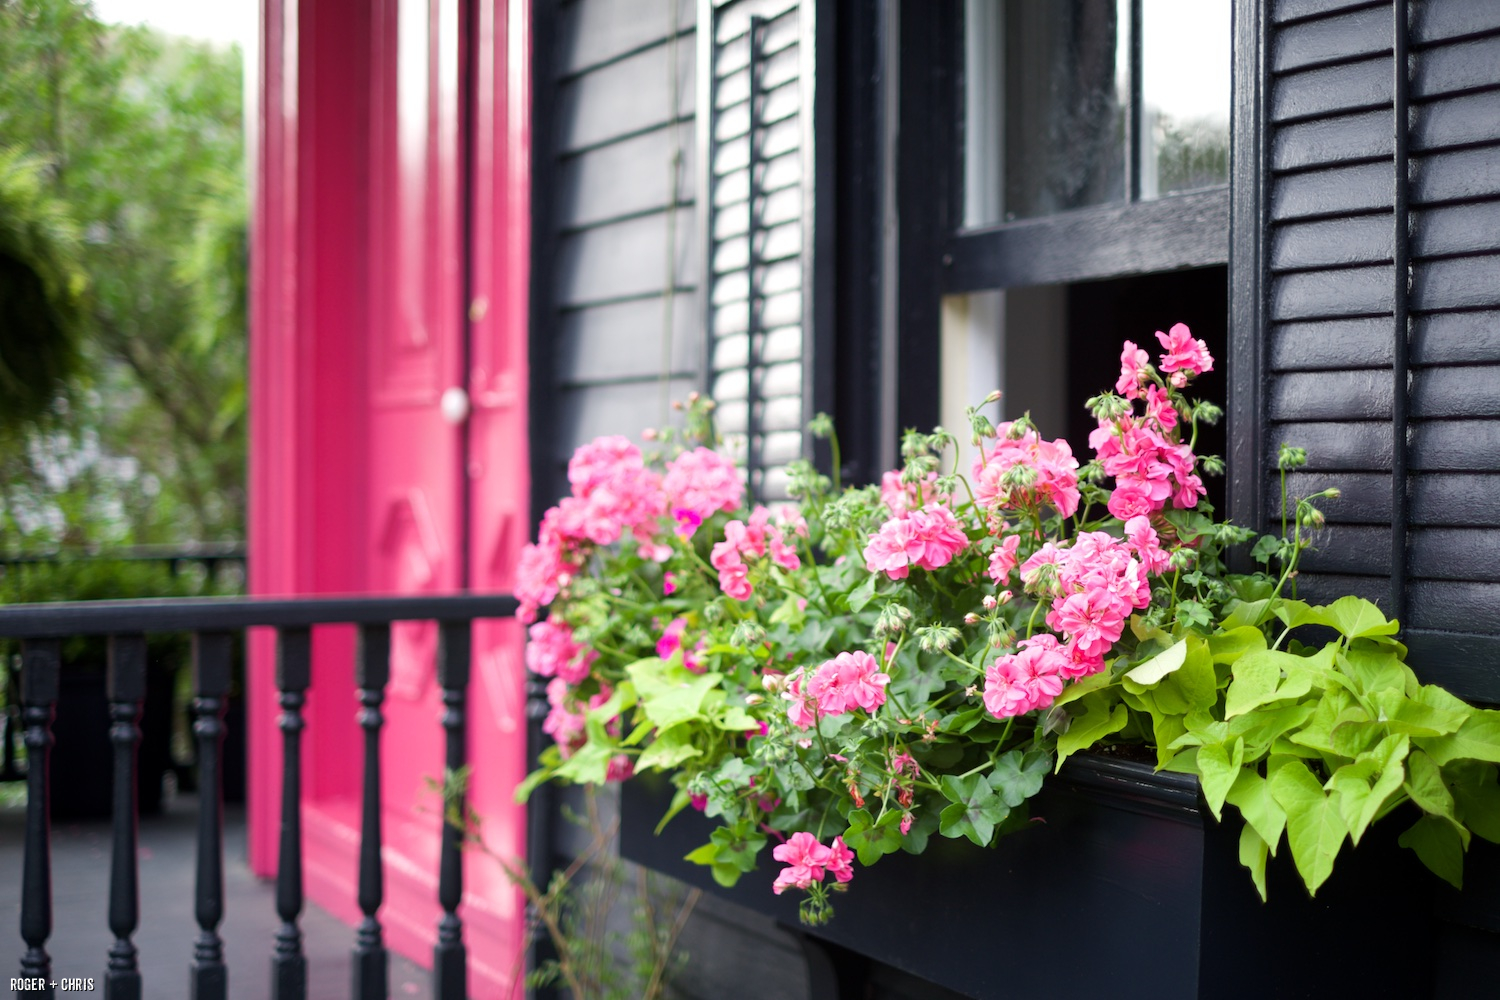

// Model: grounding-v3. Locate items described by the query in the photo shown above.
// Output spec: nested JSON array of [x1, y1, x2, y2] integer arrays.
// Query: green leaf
[[1404, 750, 1464, 839], [1288, 688, 1359, 755], [1282, 596, 1398, 640], [1322, 596, 1401, 639], [627, 658, 722, 731], [1208, 625, 1269, 664], [1371, 690, 1468, 738], [514, 764, 557, 804], [1338, 645, 1408, 698], [1221, 599, 1271, 631], [713, 705, 761, 731], [1399, 815, 1465, 890], [1325, 734, 1408, 845], [655, 787, 693, 834], [1269, 760, 1348, 895], [843, 808, 905, 865], [1197, 738, 1245, 821], [1448, 761, 1500, 844], [989, 749, 1050, 807], [1054, 694, 1128, 770], [847, 574, 877, 613], [1225, 648, 1326, 719], [1123, 638, 1186, 686], [636, 725, 703, 771], [1239, 823, 1271, 901], [1419, 709, 1500, 766], [1226, 768, 1287, 851], [1228, 702, 1315, 759], [1223, 651, 1284, 719], [1053, 667, 1114, 708], [554, 741, 612, 785], [939, 774, 1010, 846], [683, 843, 718, 866]]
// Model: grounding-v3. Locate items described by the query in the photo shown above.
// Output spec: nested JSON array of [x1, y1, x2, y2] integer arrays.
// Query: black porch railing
[[2, 592, 517, 1000]]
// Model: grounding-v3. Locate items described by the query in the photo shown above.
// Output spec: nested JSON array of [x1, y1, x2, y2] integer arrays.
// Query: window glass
[[964, 0, 1230, 225], [965, 0, 1127, 225], [1140, 0, 1231, 198]]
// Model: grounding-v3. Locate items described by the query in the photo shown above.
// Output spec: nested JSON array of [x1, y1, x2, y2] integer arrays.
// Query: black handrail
[[8, 591, 519, 1000]]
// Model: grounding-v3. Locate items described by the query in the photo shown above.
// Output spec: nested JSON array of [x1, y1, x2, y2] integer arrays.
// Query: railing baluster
[[272, 627, 310, 1000], [19, 638, 60, 996], [353, 623, 391, 1000], [190, 631, 231, 1000], [106, 635, 148, 1000], [433, 619, 470, 1000]]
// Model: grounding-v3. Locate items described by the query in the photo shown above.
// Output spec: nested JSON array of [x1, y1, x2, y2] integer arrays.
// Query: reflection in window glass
[[965, 0, 1127, 225], [1141, 0, 1230, 198]]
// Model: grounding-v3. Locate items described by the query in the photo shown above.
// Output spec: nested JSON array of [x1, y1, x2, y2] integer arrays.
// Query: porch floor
[[1, 793, 434, 1000]]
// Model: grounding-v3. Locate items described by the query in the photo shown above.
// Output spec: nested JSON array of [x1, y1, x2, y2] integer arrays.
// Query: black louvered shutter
[[1261, 0, 1500, 702], [698, 0, 831, 500]]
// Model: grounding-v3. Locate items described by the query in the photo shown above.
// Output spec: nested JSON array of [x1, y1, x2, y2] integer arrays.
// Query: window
[[931, 0, 1232, 491]]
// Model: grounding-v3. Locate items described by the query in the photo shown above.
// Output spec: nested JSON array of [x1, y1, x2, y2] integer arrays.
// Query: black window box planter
[[619, 754, 1437, 999]]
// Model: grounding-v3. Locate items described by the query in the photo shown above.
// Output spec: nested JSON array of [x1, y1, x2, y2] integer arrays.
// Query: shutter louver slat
[[701, 0, 818, 499]]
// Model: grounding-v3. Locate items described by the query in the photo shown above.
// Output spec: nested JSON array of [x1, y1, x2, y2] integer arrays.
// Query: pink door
[[251, 1, 529, 995]]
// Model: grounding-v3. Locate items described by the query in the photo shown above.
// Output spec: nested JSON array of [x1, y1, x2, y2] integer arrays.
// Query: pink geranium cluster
[[983, 635, 1068, 719], [710, 505, 807, 600], [516, 436, 747, 623], [879, 470, 949, 513], [772, 832, 855, 895], [525, 617, 597, 684], [1099, 324, 1214, 520], [783, 651, 890, 729], [516, 436, 666, 623], [663, 446, 744, 536], [1092, 415, 1206, 518], [970, 423, 1081, 519], [987, 529, 1161, 719], [863, 503, 969, 580]]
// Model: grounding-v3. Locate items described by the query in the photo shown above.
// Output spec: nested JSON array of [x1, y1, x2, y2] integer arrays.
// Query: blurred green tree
[[0, 0, 246, 548]]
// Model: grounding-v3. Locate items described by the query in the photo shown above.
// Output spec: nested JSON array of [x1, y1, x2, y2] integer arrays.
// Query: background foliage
[[0, 0, 246, 549]]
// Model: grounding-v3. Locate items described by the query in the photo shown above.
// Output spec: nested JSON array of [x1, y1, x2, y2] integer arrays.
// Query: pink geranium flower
[[772, 832, 831, 894], [1156, 322, 1214, 377], [783, 669, 817, 730], [1116, 340, 1151, 399], [823, 836, 855, 883], [983, 636, 1067, 719], [526, 616, 597, 684], [663, 447, 744, 537], [808, 650, 890, 716], [863, 503, 969, 580]]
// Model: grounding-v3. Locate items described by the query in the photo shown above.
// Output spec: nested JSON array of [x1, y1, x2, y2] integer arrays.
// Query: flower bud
[[761, 671, 786, 694], [997, 589, 1013, 605], [963, 612, 980, 625], [744, 693, 764, 706], [981, 594, 998, 610]]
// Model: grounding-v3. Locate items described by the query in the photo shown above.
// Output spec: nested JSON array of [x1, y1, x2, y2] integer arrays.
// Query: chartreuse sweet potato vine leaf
[[1278, 595, 1400, 640], [1054, 695, 1127, 771], [1399, 815, 1466, 890], [1239, 824, 1271, 902], [1269, 760, 1347, 895]]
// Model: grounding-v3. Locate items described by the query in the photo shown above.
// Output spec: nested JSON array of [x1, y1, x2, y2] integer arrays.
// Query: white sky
[[87, 0, 255, 50]]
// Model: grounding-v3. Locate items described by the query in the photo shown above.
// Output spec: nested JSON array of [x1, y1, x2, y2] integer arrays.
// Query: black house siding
[[531, 0, 702, 513]]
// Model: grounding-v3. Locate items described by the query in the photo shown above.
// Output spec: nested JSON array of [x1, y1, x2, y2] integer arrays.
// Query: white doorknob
[[440, 386, 470, 425]]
